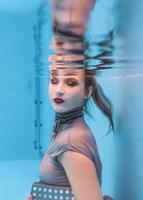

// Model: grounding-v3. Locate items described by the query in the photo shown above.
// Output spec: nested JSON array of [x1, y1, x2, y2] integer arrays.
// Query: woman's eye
[[50, 78, 58, 84], [66, 80, 78, 86]]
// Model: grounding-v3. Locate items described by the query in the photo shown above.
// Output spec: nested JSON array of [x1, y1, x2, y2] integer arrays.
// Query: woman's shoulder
[[59, 119, 95, 144]]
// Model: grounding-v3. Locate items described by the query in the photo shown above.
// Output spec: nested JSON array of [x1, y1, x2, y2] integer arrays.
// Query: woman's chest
[[39, 153, 70, 185]]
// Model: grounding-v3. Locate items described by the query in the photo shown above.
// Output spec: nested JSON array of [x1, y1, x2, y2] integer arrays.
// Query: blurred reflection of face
[[51, 0, 94, 35], [48, 68, 86, 113]]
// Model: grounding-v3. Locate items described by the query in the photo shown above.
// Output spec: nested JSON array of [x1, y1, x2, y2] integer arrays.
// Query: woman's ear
[[84, 85, 93, 99]]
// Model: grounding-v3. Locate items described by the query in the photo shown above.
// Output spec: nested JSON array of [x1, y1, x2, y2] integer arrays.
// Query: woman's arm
[[57, 151, 104, 200]]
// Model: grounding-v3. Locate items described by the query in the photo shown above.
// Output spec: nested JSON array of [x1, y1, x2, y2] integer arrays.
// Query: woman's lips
[[53, 98, 65, 104]]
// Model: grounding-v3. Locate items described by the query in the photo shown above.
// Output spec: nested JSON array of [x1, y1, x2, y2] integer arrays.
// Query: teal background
[[0, 0, 143, 199]]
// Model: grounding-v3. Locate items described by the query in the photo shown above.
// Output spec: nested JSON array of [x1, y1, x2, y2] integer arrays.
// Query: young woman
[[27, 65, 114, 200], [27, 0, 114, 199]]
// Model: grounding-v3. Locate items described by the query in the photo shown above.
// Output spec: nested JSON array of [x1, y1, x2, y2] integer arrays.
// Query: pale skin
[[48, 68, 90, 113], [58, 151, 103, 200], [26, 68, 104, 200]]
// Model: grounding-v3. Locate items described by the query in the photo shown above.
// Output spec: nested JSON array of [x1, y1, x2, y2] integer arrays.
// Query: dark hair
[[84, 69, 114, 133]]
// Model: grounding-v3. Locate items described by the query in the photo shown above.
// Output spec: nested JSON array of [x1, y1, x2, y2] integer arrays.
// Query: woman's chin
[[52, 104, 74, 113], [52, 105, 66, 113], [52, 102, 83, 113]]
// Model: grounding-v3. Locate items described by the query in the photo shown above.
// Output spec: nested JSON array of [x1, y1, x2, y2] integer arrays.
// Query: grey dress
[[39, 117, 102, 187]]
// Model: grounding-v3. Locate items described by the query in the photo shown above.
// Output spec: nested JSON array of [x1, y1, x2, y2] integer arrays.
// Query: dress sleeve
[[47, 129, 102, 185], [47, 130, 95, 162]]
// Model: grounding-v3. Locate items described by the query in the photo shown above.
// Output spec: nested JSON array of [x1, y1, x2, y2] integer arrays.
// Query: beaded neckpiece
[[51, 105, 84, 142]]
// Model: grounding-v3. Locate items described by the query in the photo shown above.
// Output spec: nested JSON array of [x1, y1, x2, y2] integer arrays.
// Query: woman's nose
[[55, 83, 65, 97], [55, 91, 64, 97]]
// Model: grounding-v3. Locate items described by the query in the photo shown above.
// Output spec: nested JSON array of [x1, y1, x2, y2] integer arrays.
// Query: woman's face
[[48, 67, 87, 113]]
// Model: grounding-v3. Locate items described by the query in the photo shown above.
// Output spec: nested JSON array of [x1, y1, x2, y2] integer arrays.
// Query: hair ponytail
[[85, 71, 114, 133]]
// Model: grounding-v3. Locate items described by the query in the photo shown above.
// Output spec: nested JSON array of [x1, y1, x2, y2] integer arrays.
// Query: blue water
[[0, 160, 40, 200], [1, 0, 143, 200]]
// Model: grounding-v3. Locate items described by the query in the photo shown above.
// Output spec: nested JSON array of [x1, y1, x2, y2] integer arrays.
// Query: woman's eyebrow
[[50, 68, 82, 77], [51, 71, 77, 76], [51, 70, 58, 76], [64, 69, 82, 76], [64, 72, 77, 76], [65, 77, 77, 80]]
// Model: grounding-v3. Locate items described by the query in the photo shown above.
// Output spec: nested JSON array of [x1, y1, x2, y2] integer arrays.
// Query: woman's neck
[[51, 105, 84, 142], [57, 116, 84, 133]]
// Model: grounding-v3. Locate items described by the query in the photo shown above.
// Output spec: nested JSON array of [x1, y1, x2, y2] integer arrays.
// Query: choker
[[51, 105, 84, 142]]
